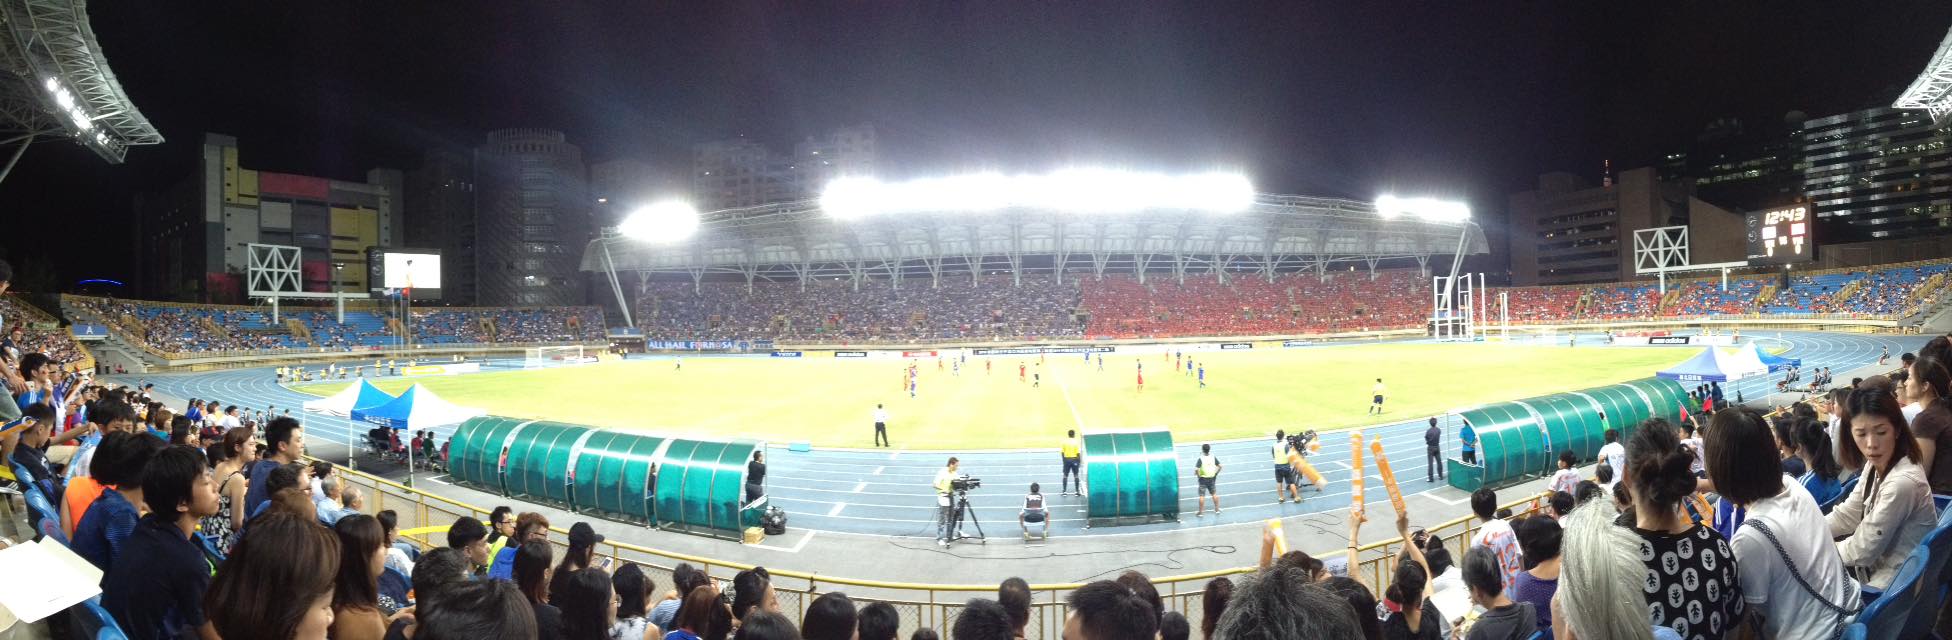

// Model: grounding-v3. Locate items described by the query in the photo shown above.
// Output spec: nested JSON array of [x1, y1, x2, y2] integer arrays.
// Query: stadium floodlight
[[820, 169, 1254, 219], [618, 200, 701, 243], [1375, 195, 1470, 223]]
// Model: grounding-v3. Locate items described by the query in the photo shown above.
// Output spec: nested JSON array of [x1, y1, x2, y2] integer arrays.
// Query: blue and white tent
[[1656, 347, 1768, 383], [302, 379, 397, 417], [351, 384, 486, 431], [1740, 341, 1802, 372]]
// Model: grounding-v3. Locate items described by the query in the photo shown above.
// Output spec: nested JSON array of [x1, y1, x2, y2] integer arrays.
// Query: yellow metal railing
[[317, 455, 1544, 638]]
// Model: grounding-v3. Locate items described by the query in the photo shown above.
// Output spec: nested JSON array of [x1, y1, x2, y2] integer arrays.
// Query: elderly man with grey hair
[[314, 477, 360, 525], [1211, 564, 1363, 640]]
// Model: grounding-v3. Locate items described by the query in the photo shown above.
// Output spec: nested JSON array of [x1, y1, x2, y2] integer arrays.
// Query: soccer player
[[1096, 354, 1103, 371], [909, 377, 917, 398], [675, 356, 683, 371], [1185, 358, 1193, 376], [1193, 444, 1221, 515], [1175, 352, 1181, 370], [1060, 430, 1082, 496], [986, 359, 992, 375], [937, 357, 943, 371], [1019, 362, 1026, 382], [873, 404, 890, 447], [1369, 378, 1386, 415], [1197, 364, 1206, 388], [952, 360, 960, 376], [1136, 361, 1144, 392], [1032, 365, 1041, 388]]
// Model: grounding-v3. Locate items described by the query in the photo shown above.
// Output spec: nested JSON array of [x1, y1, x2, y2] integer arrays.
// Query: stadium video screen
[[366, 249, 442, 299], [1745, 204, 1814, 265]]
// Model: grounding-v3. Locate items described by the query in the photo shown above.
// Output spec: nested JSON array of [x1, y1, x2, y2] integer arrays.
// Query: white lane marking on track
[[747, 530, 817, 553], [852, 482, 866, 493], [889, 449, 901, 460], [873, 466, 883, 475], [1419, 491, 1471, 506], [829, 502, 847, 516]]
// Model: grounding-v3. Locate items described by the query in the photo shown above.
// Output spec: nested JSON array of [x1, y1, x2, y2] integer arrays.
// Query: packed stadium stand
[[635, 275, 1083, 342], [0, 295, 89, 367], [62, 295, 603, 356]]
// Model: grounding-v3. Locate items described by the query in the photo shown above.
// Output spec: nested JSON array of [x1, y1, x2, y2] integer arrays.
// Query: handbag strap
[[1741, 517, 1859, 640]]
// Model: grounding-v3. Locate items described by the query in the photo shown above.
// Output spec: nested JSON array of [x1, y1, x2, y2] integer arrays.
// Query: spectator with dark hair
[[652, 563, 708, 631], [100, 445, 219, 640], [73, 430, 165, 571], [515, 540, 563, 639], [909, 631, 939, 640], [802, 591, 858, 640], [205, 511, 341, 640], [488, 511, 549, 580], [374, 509, 413, 576], [995, 577, 1030, 639], [612, 563, 662, 640], [1461, 546, 1534, 640], [244, 416, 305, 515], [1113, 570, 1163, 627], [1794, 416, 1846, 507], [9, 402, 61, 533], [734, 610, 802, 640], [1211, 565, 1360, 639], [1624, 419, 1743, 640], [1828, 387, 1937, 589], [1905, 354, 1952, 491], [331, 514, 412, 639], [951, 598, 1013, 640], [1158, 611, 1190, 640], [1548, 491, 1575, 524], [1509, 516, 1561, 636], [558, 566, 618, 640], [1199, 577, 1232, 640], [1466, 487, 1521, 592], [1705, 407, 1858, 640], [1318, 576, 1380, 640], [414, 579, 538, 640], [551, 522, 605, 602], [856, 601, 899, 640], [1771, 415, 1806, 478], [447, 515, 491, 574], [204, 426, 255, 553], [668, 584, 721, 640], [486, 505, 516, 557], [386, 546, 475, 640], [1063, 579, 1160, 640], [732, 566, 778, 622], [1573, 480, 1602, 507]]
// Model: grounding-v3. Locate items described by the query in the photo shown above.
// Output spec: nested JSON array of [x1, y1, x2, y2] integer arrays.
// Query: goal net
[[525, 345, 590, 367]]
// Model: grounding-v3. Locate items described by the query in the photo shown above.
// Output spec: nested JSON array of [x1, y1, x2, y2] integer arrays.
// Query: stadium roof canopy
[[580, 193, 1489, 285], [1895, 25, 1952, 126], [0, 0, 163, 171]]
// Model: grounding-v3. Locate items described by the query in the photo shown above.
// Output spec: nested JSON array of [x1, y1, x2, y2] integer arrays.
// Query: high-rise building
[[403, 147, 478, 303], [135, 133, 400, 302], [1670, 115, 1805, 214], [1506, 167, 1689, 286], [589, 157, 658, 226], [1799, 106, 1952, 242], [691, 125, 876, 210], [473, 129, 592, 307]]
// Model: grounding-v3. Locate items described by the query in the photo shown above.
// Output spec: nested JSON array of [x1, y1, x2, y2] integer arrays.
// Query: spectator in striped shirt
[[1467, 487, 1523, 592]]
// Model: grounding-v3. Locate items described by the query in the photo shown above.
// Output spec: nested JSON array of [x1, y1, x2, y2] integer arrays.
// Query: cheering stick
[[1350, 432, 1365, 521], [1370, 438, 1406, 517]]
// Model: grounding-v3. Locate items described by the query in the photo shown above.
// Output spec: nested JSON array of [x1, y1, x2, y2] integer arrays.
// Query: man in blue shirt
[[102, 445, 220, 640], [243, 417, 305, 515], [73, 431, 164, 572], [1460, 421, 1478, 466]]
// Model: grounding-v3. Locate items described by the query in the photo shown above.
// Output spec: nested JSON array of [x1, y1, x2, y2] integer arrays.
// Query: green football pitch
[[294, 343, 1689, 449]]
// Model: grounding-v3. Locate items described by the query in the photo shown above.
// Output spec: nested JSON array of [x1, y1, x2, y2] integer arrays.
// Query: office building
[[473, 128, 593, 307], [692, 125, 876, 210], [403, 147, 478, 303], [1800, 106, 1952, 243], [1506, 167, 1689, 286], [135, 133, 399, 302]]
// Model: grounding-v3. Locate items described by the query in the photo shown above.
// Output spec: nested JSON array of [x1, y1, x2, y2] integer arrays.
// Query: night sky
[[6, 1, 1952, 288]]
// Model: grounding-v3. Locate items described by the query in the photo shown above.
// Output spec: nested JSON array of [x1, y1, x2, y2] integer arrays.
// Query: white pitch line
[[1052, 365, 1088, 431], [828, 502, 848, 516]]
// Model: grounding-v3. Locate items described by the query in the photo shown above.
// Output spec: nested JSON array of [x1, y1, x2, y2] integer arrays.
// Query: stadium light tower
[[599, 199, 701, 330], [0, 0, 165, 186]]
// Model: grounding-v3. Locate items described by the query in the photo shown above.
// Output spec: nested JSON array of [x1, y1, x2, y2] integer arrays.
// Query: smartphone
[[596, 556, 615, 570]]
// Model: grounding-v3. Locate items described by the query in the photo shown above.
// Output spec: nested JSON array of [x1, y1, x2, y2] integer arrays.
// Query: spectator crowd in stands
[[66, 294, 603, 356]]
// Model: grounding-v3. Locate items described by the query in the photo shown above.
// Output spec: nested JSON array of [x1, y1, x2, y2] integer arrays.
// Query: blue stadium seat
[[1841, 622, 1866, 640], [1822, 475, 1860, 514], [71, 597, 129, 640], [1903, 525, 1952, 640], [37, 515, 65, 546], [1855, 551, 1927, 640], [1934, 493, 1951, 514], [22, 485, 59, 529]]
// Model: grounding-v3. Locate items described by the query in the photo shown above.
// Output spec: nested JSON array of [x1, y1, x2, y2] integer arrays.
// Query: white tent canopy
[[302, 379, 395, 417], [351, 384, 487, 430]]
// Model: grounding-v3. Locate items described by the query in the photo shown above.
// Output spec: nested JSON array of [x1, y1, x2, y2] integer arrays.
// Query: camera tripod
[[944, 490, 986, 545]]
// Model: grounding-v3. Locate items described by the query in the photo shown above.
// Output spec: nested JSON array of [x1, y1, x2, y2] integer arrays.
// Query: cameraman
[[1019, 482, 1048, 540], [934, 457, 960, 546]]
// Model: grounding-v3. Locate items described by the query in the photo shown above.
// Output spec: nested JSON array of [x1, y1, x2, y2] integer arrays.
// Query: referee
[[872, 403, 890, 447], [1060, 430, 1082, 496]]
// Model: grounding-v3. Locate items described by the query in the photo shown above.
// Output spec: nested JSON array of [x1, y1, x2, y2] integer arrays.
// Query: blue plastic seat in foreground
[[1902, 525, 1952, 639], [1854, 551, 1927, 640]]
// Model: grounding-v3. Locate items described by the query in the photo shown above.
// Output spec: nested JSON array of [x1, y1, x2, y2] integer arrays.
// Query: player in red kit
[[1018, 363, 1026, 382]]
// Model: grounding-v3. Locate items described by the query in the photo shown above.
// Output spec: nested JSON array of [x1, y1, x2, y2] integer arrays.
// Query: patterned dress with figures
[[1636, 523, 1745, 640]]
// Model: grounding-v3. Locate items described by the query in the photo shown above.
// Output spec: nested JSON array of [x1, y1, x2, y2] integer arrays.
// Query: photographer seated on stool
[[1019, 483, 1048, 541]]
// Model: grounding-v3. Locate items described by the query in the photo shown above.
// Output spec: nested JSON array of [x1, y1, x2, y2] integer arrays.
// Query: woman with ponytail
[[1623, 419, 1744, 640], [1794, 416, 1846, 508], [1827, 387, 1937, 589], [1903, 354, 1952, 492]]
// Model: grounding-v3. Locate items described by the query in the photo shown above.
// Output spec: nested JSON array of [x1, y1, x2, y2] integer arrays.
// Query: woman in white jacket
[[1826, 387, 1940, 589]]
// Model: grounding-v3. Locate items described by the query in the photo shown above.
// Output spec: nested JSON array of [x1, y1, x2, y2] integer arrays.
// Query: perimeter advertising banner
[[834, 351, 869, 358], [971, 346, 1114, 356]]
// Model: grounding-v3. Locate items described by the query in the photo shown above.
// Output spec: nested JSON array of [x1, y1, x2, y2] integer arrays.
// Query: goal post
[[525, 345, 587, 367]]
